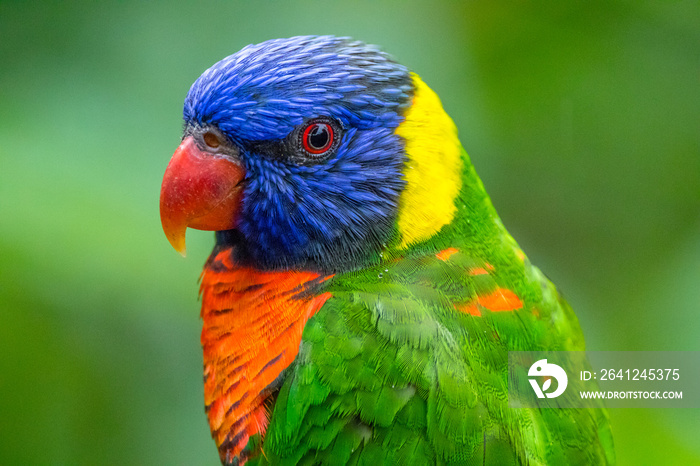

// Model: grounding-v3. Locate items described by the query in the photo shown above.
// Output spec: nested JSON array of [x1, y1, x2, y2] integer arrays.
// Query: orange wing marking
[[436, 247, 459, 261], [455, 288, 523, 317]]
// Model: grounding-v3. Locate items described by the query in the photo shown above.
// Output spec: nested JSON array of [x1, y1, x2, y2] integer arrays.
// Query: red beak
[[159, 136, 245, 256]]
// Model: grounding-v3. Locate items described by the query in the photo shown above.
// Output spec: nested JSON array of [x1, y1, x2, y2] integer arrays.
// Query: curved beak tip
[[170, 237, 188, 258], [161, 214, 188, 257]]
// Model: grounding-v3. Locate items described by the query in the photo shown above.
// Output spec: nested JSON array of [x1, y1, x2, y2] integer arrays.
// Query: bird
[[159, 35, 615, 466]]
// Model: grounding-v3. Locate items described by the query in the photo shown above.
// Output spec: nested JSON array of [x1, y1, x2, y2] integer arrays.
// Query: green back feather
[[248, 149, 615, 465]]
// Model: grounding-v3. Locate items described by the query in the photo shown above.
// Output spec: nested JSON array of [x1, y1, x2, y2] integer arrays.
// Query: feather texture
[[167, 36, 615, 466]]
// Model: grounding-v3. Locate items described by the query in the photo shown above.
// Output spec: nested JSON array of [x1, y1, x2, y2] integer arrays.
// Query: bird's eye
[[203, 131, 221, 149], [301, 121, 334, 155]]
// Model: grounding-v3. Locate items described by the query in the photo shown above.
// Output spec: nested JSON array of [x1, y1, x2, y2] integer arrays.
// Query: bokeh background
[[1, 1, 698, 464]]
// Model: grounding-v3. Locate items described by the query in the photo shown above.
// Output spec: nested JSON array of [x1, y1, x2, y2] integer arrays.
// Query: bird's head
[[160, 36, 463, 272]]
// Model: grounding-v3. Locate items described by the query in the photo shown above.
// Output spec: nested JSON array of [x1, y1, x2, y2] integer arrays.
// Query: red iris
[[302, 122, 334, 155]]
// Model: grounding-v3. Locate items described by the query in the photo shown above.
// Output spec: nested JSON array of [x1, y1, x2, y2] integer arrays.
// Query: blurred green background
[[1, 1, 698, 464]]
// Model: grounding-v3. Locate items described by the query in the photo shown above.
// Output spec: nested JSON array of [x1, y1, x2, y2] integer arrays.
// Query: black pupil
[[308, 124, 329, 149]]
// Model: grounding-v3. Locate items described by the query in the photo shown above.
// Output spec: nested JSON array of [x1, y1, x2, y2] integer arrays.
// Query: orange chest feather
[[199, 248, 331, 464]]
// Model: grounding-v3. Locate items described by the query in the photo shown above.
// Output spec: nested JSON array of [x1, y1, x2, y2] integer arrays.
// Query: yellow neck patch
[[395, 73, 463, 249]]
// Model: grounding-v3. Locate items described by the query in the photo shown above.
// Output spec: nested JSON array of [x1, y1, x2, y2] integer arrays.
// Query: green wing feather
[[250, 150, 614, 465]]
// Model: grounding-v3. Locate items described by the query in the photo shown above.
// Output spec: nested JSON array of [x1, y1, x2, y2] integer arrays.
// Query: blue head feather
[[183, 36, 414, 271]]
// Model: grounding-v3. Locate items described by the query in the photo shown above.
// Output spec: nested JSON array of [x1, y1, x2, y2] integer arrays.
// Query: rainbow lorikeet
[[159, 36, 614, 465]]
